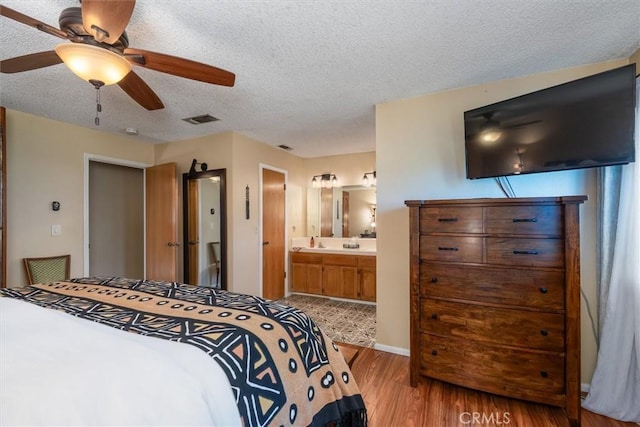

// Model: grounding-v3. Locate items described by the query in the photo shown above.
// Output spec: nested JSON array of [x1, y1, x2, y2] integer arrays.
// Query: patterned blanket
[[1, 277, 367, 426]]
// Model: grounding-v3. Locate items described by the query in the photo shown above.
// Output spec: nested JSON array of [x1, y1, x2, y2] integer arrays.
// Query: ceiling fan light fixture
[[55, 43, 131, 86], [479, 128, 502, 145]]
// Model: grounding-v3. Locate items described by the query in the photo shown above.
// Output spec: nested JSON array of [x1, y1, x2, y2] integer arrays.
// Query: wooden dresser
[[405, 196, 586, 427]]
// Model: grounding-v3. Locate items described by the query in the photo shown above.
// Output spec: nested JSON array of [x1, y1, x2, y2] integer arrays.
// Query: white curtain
[[582, 77, 640, 422]]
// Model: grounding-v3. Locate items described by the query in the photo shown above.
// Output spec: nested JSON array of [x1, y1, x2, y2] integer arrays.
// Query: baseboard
[[580, 383, 591, 399], [374, 343, 410, 356]]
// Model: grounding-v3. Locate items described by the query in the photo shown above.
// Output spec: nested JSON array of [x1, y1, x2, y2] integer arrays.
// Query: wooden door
[[0, 107, 5, 288], [320, 188, 333, 237], [186, 179, 199, 284], [146, 163, 178, 281], [262, 168, 285, 300], [342, 191, 350, 237]]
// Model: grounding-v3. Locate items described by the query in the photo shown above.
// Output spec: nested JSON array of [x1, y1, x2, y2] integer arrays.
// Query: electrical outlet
[[51, 224, 62, 236]]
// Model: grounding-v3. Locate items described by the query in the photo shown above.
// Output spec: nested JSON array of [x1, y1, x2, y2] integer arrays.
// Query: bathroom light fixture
[[55, 43, 132, 86], [370, 207, 377, 228], [362, 171, 376, 187], [311, 173, 338, 189]]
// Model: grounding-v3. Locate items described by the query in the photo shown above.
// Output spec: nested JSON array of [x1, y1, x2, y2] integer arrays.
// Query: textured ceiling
[[1, 0, 638, 158]]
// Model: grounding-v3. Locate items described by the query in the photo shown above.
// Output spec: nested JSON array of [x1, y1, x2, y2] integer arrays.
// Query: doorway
[[88, 160, 144, 278], [261, 166, 286, 300]]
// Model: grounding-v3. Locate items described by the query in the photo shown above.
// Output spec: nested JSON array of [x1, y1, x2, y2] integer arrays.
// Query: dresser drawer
[[420, 334, 565, 399], [420, 298, 564, 351], [420, 263, 565, 310], [485, 206, 562, 236], [420, 207, 483, 233], [419, 236, 482, 263], [486, 238, 564, 267]]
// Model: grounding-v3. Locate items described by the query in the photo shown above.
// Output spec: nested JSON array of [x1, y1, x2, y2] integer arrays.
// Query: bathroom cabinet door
[[290, 262, 308, 293], [290, 252, 323, 295], [359, 266, 376, 301], [306, 264, 323, 294], [323, 264, 358, 299]]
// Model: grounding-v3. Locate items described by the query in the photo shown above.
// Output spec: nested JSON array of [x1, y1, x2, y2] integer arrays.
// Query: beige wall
[[5, 109, 154, 286], [301, 151, 376, 237], [304, 151, 376, 188], [154, 131, 306, 296], [629, 48, 640, 69], [228, 132, 305, 296], [375, 59, 629, 385], [154, 132, 234, 284]]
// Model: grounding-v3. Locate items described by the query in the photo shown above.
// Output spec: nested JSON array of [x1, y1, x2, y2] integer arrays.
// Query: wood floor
[[349, 347, 636, 427]]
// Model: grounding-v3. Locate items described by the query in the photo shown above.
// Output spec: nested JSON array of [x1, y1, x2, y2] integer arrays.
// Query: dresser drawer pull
[[430, 277, 438, 283], [540, 371, 548, 378], [431, 313, 438, 320], [512, 250, 538, 255], [512, 218, 538, 223], [437, 218, 458, 222], [437, 247, 459, 251], [540, 329, 548, 336], [431, 350, 438, 356], [539, 287, 548, 294]]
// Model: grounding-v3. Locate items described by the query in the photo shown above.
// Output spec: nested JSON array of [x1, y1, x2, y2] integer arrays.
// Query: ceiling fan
[[0, 0, 235, 115], [475, 112, 542, 144]]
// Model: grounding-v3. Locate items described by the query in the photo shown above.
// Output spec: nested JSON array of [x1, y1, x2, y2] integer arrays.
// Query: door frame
[[259, 163, 288, 298], [83, 154, 151, 277]]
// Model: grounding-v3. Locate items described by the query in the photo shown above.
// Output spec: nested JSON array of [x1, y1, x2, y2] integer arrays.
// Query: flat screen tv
[[464, 64, 636, 179]]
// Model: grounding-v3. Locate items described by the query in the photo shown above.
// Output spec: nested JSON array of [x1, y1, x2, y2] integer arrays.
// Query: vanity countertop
[[294, 247, 376, 256], [290, 237, 376, 256]]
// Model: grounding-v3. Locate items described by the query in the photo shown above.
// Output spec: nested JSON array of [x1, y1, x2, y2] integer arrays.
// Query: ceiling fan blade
[[81, 0, 135, 44], [1, 51, 62, 73], [503, 120, 543, 129], [117, 70, 164, 111], [0, 5, 68, 39], [124, 48, 236, 87]]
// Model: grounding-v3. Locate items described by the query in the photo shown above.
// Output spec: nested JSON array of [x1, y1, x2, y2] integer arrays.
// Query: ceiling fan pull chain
[[95, 85, 102, 126], [89, 79, 105, 126]]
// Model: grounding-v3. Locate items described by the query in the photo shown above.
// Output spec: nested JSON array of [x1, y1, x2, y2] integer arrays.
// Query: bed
[[0, 277, 367, 426]]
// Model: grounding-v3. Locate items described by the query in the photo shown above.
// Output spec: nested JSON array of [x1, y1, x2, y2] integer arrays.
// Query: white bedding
[[0, 297, 241, 426]]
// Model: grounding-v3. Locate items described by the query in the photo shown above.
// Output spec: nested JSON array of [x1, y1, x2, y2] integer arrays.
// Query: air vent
[[182, 114, 220, 125], [278, 144, 293, 151]]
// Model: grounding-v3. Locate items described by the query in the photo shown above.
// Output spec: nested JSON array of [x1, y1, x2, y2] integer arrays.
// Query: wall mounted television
[[464, 64, 636, 180]]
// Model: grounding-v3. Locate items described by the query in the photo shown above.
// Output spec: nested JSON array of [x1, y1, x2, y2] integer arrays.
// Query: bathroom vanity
[[289, 238, 376, 302]]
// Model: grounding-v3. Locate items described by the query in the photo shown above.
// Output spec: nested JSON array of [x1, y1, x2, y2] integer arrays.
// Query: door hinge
[[283, 183, 287, 190], [284, 271, 287, 278]]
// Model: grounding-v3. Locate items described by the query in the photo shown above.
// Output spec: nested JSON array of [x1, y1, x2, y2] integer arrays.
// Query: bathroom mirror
[[307, 185, 376, 238], [182, 168, 227, 288]]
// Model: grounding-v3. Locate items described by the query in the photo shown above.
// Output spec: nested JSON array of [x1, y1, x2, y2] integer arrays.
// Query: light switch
[[51, 224, 62, 236]]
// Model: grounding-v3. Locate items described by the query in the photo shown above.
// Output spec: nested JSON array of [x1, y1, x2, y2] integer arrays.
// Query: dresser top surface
[[405, 196, 587, 207]]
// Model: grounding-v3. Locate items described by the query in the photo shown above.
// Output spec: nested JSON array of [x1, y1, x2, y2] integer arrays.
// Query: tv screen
[[464, 64, 636, 179]]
